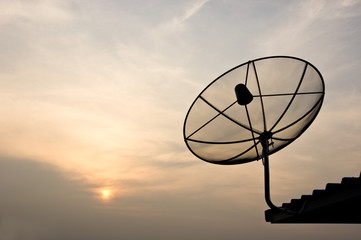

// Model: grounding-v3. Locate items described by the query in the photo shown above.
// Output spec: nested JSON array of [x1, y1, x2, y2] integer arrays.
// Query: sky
[[0, 0, 361, 239]]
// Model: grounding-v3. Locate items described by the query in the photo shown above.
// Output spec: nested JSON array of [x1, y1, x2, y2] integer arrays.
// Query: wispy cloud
[[0, 0, 71, 25], [152, 0, 209, 34], [254, 0, 361, 57], [180, 0, 210, 23], [0, 0, 206, 203]]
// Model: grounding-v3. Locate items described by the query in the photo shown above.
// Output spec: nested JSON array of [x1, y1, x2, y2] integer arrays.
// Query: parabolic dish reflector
[[183, 56, 325, 165]]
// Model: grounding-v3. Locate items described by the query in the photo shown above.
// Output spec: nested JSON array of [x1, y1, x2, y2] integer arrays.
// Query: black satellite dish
[[183, 56, 325, 211]]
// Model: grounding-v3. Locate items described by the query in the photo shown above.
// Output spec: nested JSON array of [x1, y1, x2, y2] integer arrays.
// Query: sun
[[98, 188, 114, 202]]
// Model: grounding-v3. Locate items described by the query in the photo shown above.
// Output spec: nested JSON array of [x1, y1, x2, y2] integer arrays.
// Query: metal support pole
[[263, 150, 279, 210], [260, 132, 280, 211]]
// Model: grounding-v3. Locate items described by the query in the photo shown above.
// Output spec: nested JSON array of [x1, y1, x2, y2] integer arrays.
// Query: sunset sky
[[1, 0, 361, 239]]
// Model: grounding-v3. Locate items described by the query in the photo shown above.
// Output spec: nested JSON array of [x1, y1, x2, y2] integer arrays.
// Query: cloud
[[0, 0, 71, 25], [0, 156, 262, 240], [180, 0, 210, 23], [151, 0, 209, 35], [254, 0, 361, 59]]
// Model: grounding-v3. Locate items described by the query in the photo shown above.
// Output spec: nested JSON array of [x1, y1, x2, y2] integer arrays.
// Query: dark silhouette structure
[[182, 56, 361, 223], [265, 173, 361, 223], [184, 56, 325, 207], [183, 56, 324, 166]]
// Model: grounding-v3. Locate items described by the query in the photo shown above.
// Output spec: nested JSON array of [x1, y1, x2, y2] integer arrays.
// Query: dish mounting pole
[[260, 132, 279, 211]]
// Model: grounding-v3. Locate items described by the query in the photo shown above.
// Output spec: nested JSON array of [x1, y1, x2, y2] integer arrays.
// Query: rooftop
[[265, 172, 361, 223]]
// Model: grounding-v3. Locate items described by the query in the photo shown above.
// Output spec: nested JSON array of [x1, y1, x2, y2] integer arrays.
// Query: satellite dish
[[183, 56, 325, 211]]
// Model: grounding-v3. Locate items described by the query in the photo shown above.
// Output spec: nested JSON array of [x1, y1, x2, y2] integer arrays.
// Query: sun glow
[[98, 188, 114, 202]]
